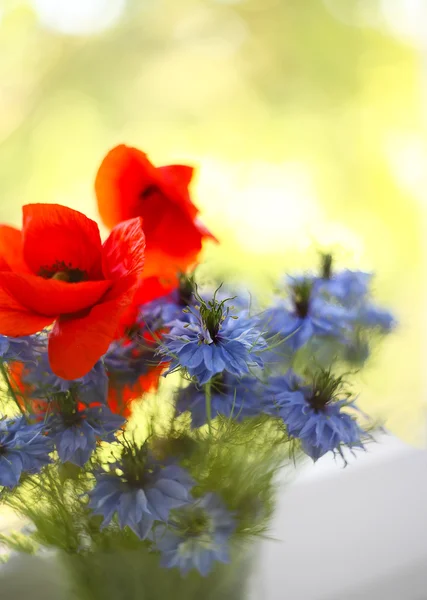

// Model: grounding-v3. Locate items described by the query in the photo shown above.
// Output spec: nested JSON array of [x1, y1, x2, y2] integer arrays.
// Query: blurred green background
[[0, 0, 424, 444]]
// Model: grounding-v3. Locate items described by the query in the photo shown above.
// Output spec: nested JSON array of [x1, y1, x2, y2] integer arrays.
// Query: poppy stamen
[[39, 260, 87, 283]]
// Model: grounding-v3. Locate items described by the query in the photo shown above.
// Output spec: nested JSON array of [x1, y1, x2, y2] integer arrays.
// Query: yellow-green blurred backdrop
[[0, 0, 424, 444]]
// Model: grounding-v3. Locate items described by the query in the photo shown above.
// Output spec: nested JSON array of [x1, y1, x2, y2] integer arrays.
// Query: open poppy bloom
[[0, 204, 145, 380], [95, 144, 216, 280]]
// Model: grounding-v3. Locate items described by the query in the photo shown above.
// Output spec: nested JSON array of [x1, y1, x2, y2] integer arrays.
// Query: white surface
[[251, 435, 427, 600]]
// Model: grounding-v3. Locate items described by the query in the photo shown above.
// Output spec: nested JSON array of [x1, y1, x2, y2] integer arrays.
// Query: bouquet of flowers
[[0, 145, 395, 599]]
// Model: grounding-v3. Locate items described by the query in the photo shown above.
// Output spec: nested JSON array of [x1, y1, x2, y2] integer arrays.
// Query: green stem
[[261, 324, 303, 353], [205, 380, 212, 436], [0, 362, 24, 416]]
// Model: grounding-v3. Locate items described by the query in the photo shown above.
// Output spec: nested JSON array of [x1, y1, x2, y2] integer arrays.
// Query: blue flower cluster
[[265, 370, 367, 460], [315, 267, 371, 305], [88, 441, 236, 576], [160, 294, 266, 385], [88, 448, 195, 540], [317, 268, 395, 332], [48, 405, 125, 467], [262, 260, 395, 367], [152, 493, 235, 576], [0, 332, 124, 465], [262, 281, 352, 352], [0, 417, 52, 488]]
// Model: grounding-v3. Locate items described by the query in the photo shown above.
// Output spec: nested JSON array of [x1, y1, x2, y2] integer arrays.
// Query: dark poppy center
[[39, 261, 87, 283], [140, 184, 160, 200]]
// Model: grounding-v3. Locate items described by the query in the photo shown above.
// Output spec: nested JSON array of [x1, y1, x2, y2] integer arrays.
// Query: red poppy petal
[[102, 217, 145, 282], [134, 275, 178, 305], [0, 256, 10, 271], [0, 273, 112, 317], [22, 204, 103, 277], [95, 145, 159, 229], [159, 164, 194, 188], [142, 209, 206, 278], [0, 226, 31, 273], [157, 165, 197, 220], [48, 292, 133, 379], [0, 286, 53, 336]]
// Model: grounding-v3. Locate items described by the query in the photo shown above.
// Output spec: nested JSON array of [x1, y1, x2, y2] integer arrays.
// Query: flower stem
[[0, 362, 24, 416], [205, 380, 212, 436], [262, 325, 303, 352]]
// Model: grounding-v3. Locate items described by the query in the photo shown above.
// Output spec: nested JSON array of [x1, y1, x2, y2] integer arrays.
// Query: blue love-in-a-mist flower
[[0, 417, 53, 488], [0, 335, 38, 363], [315, 256, 396, 333], [262, 277, 353, 355], [48, 405, 125, 467], [176, 374, 263, 428], [351, 304, 395, 333], [160, 292, 266, 385], [88, 447, 194, 539], [138, 275, 254, 338], [265, 255, 396, 366], [265, 369, 367, 461], [152, 492, 235, 576], [341, 330, 371, 365], [316, 268, 372, 307]]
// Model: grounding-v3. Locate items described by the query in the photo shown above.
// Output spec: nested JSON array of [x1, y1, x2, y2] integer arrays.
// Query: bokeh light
[[380, 0, 427, 45], [31, 0, 127, 35]]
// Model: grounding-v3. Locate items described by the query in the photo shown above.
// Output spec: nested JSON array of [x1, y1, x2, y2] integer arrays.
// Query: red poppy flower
[[95, 144, 216, 280], [0, 204, 145, 380]]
